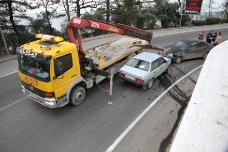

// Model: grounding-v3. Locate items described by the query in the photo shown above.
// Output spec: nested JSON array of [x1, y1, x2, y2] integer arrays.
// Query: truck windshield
[[19, 54, 51, 82], [126, 58, 149, 71]]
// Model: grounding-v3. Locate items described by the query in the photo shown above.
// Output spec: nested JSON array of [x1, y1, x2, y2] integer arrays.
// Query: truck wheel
[[70, 86, 86, 106]]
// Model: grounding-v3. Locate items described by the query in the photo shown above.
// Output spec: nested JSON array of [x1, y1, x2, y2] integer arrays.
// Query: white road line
[[0, 97, 27, 113], [105, 64, 203, 152], [0, 70, 18, 78]]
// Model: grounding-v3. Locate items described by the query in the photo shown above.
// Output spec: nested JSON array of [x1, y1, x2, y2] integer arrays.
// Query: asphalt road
[[0, 28, 228, 152]]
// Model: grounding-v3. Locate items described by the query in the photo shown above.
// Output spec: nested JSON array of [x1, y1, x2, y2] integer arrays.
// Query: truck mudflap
[[21, 85, 68, 108]]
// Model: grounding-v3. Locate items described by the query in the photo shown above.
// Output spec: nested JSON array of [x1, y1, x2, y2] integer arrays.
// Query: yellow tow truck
[[17, 17, 160, 108]]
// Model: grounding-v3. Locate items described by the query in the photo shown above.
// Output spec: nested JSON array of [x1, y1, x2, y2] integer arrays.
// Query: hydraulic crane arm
[[67, 16, 153, 53]]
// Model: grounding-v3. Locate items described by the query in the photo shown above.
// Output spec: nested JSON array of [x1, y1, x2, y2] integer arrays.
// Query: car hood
[[120, 65, 148, 78]]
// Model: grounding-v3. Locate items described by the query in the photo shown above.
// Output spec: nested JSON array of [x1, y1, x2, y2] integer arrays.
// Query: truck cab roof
[[20, 39, 76, 57]]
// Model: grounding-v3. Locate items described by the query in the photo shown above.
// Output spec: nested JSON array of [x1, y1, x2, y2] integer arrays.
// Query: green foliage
[[192, 18, 222, 26], [29, 13, 61, 35], [206, 18, 221, 25], [154, 1, 180, 28], [111, 0, 140, 26], [192, 20, 206, 26]]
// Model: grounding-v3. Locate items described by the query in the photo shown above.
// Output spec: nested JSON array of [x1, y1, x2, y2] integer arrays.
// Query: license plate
[[126, 75, 135, 80], [24, 76, 38, 86]]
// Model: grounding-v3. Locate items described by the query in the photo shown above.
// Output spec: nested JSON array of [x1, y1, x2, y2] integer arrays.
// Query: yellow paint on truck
[[18, 36, 82, 107], [18, 34, 144, 108]]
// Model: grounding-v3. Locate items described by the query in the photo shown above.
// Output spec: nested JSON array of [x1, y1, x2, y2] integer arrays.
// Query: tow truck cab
[[18, 34, 81, 108]]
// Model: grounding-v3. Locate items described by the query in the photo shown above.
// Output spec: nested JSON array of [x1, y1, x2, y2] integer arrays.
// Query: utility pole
[[106, 0, 110, 22], [179, 0, 183, 26], [0, 26, 9, 55], [226, 1, 228, 20]]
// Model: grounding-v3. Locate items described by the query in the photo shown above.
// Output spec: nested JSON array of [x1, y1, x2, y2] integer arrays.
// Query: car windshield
[[126, 58, 149, 71], [172, 41, 188, 53], [19, 53, 50, 81]]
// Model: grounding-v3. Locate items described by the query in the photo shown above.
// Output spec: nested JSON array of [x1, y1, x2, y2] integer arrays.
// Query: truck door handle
[[71, 74, 77, 78]]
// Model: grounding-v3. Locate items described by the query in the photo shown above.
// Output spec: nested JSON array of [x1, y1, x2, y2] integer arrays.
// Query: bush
[[221, 19, 228, 23], [206, 18, 221, 25], [192, 20, 206, 26]]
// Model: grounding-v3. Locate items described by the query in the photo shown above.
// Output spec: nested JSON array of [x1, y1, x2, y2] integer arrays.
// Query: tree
[[38, 0, 64, 34], [106, 0, 110, 22], [0, 0, 36, 44], [153, 0, 180, 28], [111, 0, 140, 26], [62, 0, 71, 21]]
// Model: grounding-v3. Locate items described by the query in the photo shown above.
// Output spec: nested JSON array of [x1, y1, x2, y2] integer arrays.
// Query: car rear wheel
[[143, 79, 154, 90], [70, 86, 86, 106], [175, 57, 182, 63]]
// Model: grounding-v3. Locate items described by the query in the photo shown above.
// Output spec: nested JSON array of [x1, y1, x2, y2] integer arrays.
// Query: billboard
[[183, 0, 203, 14]]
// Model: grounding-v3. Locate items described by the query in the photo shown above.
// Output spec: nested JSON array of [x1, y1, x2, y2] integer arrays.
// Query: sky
[[25, 0, 226, 31]]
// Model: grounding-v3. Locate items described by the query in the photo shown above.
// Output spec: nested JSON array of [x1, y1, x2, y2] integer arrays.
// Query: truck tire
[[70, 86, 86, 106]]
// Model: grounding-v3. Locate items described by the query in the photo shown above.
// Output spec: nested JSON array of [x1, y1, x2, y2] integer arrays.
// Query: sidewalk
[[0, 55, 17, 64], [151, 23, 228, 37]]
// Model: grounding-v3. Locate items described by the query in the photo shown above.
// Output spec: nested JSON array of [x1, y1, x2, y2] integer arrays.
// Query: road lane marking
[[105, 64, 202, 152], [0, 70, 18, 78], [0, 97, 27, 113]]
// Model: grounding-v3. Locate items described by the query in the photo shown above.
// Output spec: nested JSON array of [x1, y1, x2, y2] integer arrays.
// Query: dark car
[[165, 39, 213, 63]]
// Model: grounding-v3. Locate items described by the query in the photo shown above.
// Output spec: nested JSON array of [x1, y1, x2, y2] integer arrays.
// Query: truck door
[[53, 53, 75, 99]]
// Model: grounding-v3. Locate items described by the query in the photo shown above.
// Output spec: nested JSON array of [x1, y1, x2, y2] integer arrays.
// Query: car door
[[149, 59, 158, 79], [149, 59, 161, 78], [157, 57, 168, 75], [197, 42, 210, 57], [185, 44, 198, 59]]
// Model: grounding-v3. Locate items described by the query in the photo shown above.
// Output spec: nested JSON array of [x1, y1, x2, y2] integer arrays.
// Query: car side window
[[197, 42, 208, 48], [151, 59, 159, 71], [159, 57, 166, 65], [54, 53, 73, 77], [150, 62, 154, 72], [188, 44, 197, 52]]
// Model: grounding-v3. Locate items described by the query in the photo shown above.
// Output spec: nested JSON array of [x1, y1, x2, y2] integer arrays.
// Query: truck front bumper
[[21, 85, 68, 108]]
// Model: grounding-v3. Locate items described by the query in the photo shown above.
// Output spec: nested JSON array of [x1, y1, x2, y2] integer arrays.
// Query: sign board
[[183, 0, 203, 14]]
